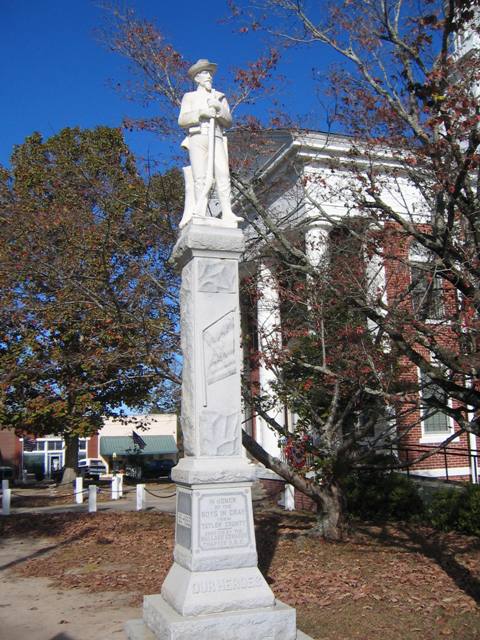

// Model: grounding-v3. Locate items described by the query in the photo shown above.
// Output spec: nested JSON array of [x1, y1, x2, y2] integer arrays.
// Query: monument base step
[[124, 595, 314, 640], [125, 620, 156, 640]]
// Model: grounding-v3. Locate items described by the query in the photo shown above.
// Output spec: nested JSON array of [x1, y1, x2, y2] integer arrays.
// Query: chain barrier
[[122, 486, 172, 494], [4, 483, 176, 505], [144, 487, 176, 499], [8, 487, 90, 499]]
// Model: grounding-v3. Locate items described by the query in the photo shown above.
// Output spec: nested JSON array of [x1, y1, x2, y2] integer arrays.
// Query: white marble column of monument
[[126, 219, 308, 640], [126, 56, 313, 640], [162, 221, 275, 614]]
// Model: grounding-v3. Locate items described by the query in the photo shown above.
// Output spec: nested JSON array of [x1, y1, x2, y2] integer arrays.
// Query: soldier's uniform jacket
[[178, 88, 232, 150]]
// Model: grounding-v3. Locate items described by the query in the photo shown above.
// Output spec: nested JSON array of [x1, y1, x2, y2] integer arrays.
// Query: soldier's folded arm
[[216, 99, 233, 129], [178, 95, 202, 128]]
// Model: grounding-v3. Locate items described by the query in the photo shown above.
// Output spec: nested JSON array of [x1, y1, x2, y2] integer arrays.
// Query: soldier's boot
[[218, 187, 243, 223]]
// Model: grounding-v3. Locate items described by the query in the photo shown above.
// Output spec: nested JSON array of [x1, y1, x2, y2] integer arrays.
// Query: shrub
[[345, 471, 424, 521], [427, 488, 461, 531], [428, 484, 480, 536], [458, 485, 480, 536]]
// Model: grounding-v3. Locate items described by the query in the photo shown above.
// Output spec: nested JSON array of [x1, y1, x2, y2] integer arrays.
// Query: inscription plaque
[[198, 492, 251, 551], [192, 575, 263, 595], [178, 512, 192, 528], [176, 490, 192, 550]]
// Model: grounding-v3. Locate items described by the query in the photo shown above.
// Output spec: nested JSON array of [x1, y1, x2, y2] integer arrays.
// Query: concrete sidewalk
[[5, 483, 176, 516]]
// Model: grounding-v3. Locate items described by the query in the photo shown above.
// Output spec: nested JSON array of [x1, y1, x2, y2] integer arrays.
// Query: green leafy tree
[[0, 127, 181, 482]]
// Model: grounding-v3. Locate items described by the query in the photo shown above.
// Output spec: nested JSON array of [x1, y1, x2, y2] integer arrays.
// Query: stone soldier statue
[[178, 58, 242, 227]]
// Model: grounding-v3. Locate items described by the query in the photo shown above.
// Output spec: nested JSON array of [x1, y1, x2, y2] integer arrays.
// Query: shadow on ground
[[356, 521, 480, 604]]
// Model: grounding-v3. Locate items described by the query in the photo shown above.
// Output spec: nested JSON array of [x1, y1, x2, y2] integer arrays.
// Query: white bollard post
[[284, 484, 295, 511], [118, 473, 124, 498], [88, 485, 97, 513], [2, 488, 11, 515], [75, 477, 83, 504], [2, 479, 9, 492], [112, 475, 119, 500], [136, 484, 146, 511]]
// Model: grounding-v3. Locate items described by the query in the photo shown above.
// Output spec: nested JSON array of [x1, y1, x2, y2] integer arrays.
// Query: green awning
[[100, 435, 177, 456]]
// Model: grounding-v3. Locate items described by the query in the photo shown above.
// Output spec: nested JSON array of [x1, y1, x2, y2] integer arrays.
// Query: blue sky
[[1, 1, 332, 169]]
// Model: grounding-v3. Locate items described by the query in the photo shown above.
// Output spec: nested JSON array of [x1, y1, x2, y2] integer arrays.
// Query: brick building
[[0, 414, 177, 480], [236, 128, 479, 510], [233, 10, 480, 508]]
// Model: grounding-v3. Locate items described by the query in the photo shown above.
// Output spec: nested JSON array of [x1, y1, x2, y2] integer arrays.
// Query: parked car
[[142, 459, 176, 479], [78, 458, 107, 478], [125, 464, 142, 480]]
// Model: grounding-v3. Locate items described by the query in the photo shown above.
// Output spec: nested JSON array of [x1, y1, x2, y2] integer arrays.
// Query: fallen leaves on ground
[[1, 509, 480, 640]]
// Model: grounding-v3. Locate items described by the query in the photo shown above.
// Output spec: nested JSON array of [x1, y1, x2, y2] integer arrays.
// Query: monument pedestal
[[125, 221, 312, 640], [125, 597, 315, 640]]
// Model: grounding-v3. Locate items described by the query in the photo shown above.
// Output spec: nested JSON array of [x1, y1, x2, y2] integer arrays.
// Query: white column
[[305, 224, 329, 269], [469, 433, 478, 484], [88, 485, 97, 512], [468, 378, 479, 484], [74, 477, 83, 504], [111, 475, 119, 500], [256, 264, 283, 458], [136, 483, 146, 511], [282, 225, 330, 509], [454, 7, 480, 60], [283, 484, 295, 511], [118, 473, 124, 498], [364, 232, 388, 337], [2, 488, 11, 515], [453, 9, 480, 120]]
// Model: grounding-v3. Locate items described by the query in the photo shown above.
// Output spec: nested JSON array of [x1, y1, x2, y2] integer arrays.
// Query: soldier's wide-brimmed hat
[[188, 58, 218, 80]]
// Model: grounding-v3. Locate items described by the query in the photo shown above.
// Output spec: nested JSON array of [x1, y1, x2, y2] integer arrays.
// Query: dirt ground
[[1, 506, 480, 640], [0, 536, 138, 640]]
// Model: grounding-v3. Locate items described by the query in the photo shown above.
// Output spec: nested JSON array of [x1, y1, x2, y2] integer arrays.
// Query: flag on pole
[[23, 437, 36, 452], [131, 431, 146, 450]]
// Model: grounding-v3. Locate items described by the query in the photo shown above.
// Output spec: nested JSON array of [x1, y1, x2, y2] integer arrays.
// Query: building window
[[47, 440, 63, 451], [409, 243, 444, 321], [410, 263, 444, 320], [79, 438, 87, 451], [420, 370, 451, 435]]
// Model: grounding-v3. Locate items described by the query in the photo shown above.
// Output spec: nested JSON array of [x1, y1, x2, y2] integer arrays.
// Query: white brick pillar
[[256, 263, 283, 459], [364, 227, 388, 337], [277, 224, 330, 510]]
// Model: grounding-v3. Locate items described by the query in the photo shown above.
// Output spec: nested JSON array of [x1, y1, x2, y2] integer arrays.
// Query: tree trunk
[[242, 429, 346, 540], [311, 481, 345, 541], [60, 433, 79, 485]]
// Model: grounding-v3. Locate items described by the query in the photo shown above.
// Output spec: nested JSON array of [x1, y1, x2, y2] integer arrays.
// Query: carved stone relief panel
[[202, 310, 237, 387], [199, 410, 240, 456], [197, 258, 236, 293]]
